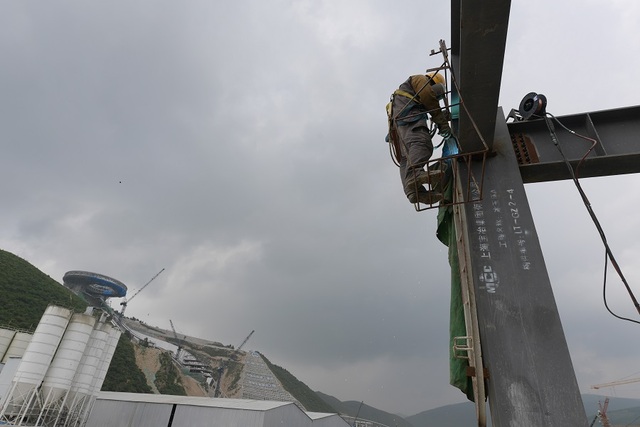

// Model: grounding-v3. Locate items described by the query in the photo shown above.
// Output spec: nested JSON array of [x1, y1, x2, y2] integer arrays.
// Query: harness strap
[[394, 89, 420, 103]]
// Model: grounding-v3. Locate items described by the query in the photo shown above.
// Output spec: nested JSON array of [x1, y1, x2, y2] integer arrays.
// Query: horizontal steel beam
[[507, 105, 640, 183]]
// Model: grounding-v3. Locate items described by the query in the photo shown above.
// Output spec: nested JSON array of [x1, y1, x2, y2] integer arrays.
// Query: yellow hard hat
[[427, 72, 445, 86]]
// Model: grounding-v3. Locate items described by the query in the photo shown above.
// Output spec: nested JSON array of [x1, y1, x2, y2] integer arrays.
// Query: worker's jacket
[[392, 75, 451, 134]]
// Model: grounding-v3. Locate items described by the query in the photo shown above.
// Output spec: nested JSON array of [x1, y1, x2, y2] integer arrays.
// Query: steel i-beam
[[455, 109, 589, 426]]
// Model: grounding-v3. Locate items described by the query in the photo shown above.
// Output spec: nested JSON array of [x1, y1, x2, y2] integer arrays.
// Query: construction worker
[[387, 72, 453, 205]]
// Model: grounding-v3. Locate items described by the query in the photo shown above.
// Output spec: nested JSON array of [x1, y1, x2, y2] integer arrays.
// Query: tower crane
[[589, 398, 611, 427], [169, 319, 183, 360], [214, 330, 255, 397], [119, 268, 165, 316]]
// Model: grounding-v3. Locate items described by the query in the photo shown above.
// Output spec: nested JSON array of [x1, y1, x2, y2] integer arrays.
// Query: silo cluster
[[0, 305, 121, 426]]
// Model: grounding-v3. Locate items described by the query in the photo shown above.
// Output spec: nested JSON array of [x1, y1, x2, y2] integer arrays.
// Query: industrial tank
[[69, 323, 120, 425], [2, 306, 72, 413], [41, 312, 96, 408], [90, 324, 120, 394], [65, 320, 110, 419], [0, 329, 16, 362], [1, 332, 33, 363]]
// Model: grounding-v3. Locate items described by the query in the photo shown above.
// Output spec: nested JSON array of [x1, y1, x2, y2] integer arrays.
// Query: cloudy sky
[[2, 0, 640, 417]]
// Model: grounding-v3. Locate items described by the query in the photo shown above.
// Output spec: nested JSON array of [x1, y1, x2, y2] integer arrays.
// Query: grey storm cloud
[[2, 0, 640, 416]]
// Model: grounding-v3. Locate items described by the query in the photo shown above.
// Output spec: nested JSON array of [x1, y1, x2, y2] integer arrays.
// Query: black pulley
[[518, 92, 547, 120]]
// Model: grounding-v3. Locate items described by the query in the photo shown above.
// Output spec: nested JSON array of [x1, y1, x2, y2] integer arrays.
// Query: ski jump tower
[[62, 271, 128, 308]]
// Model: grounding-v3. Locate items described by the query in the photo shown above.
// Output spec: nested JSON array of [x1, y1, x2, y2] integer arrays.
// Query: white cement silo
[[70, 321, 110, 398], [90, 324, 121, 395], [74, 324, 121, 427], [0, 305, 72, 422], [1, 332, 33, 363], [0, 329, 16, 362], [63, 320, 111, 426], [40, 312, 96, 410]]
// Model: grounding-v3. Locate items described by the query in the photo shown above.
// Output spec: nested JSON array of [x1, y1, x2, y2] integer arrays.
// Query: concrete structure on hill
[[241, 351, 302, 407], [63, 270, 127, 307], [85, 392, 350, 427]]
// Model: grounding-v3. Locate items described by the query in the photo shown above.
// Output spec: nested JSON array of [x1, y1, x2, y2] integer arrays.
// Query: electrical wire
[[602, 250, 640, 325], [544, 113, 640, 325]]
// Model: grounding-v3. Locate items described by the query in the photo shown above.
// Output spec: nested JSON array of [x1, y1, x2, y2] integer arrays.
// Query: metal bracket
[[411, 40, 489, 212], [453, 335, 473, 359]]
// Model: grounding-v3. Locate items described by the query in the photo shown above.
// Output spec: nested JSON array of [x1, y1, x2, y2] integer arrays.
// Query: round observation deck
[[63, 271, 127, 298]]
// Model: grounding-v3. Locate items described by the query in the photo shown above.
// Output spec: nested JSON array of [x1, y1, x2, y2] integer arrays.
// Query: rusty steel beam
[[507, 104, 640, 183]]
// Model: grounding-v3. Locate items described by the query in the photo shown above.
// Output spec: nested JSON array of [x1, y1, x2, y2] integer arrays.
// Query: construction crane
[[236, 330, 254, 352], [591, 376, 640, 390], [119, 268, 165, 316], [589, 398, 611, 427], [214, 330, 255, 397], [169, 319, 183, 360]]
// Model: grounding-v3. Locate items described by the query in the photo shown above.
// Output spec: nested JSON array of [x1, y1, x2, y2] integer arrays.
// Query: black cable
[[602, 250, 640, 325], [544, 113, 640, 325]]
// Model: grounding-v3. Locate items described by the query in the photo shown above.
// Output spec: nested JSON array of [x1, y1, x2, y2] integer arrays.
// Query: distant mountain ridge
[[316, 392, 640, 427], [316, 392, 414, 427], [404, 394, 640, 427]]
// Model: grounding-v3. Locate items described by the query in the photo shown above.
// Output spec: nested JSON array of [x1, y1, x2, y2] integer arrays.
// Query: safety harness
[[386, 84, 429, 163], [385, 81, 448, 164]]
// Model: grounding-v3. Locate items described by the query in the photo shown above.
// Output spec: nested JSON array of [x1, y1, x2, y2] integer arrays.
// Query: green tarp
[[436, 181, 474, 401]]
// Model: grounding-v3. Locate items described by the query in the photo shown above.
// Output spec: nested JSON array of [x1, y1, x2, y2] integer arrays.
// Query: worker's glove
[[439, 129, 453, 139], [443, 135, 460, 157]]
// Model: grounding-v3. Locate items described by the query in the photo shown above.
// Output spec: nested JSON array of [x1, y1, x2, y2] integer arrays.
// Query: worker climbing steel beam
[[386, 72, 458, 206]]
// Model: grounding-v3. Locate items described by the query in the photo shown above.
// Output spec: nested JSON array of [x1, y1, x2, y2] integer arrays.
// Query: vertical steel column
[[457, 109, 588, 426], [450, 0, 511, 153]]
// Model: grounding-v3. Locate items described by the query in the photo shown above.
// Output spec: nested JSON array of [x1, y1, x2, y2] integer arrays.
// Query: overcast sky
[[2, 0, 640, 417]]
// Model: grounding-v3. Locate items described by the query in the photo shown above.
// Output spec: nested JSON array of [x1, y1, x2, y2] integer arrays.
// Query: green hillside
[[259, 353, 336, 413], [0, 249, 87, 329], [102, 334, 153, 393]]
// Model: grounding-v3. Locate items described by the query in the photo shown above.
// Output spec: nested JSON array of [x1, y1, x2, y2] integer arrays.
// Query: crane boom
[[236, 330, 254, 352], [214, 330, 256, 397], [591, 377, 640, 389], [128, 268, 165, 302], [119, 268, 165, 315], [169, 319, 183, 359]]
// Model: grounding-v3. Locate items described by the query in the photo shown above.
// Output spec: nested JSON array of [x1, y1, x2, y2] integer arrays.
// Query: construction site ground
[[133, 344, 207, 397]]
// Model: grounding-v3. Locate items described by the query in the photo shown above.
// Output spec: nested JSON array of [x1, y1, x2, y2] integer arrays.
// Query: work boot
[[428, 163, 448, 192], [407, 190, 443, 205], [405, 168, 443, 189]]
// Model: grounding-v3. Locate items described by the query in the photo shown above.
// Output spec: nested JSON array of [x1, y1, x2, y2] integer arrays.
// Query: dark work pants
[[397, 120, 434, 197]]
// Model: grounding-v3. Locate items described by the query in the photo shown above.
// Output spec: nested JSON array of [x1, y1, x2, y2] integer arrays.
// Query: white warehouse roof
[[85, 392, 349, 427], [307, 412, 351, 427]]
